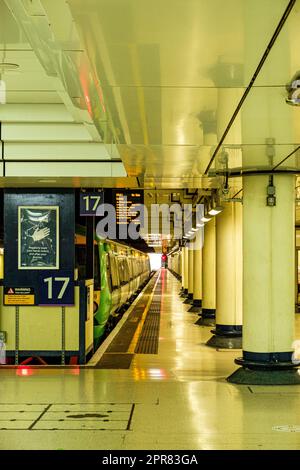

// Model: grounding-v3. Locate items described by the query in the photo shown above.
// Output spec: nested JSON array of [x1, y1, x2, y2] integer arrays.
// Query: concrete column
[[180, 246, 189, 297], [199, 218, 216, 325], [184, 247, 194, 304], [188, 230, 203, 313], [180, 248, 185, 292], [178, 251, 182, 280], [188, 247, 194, 301], [207, 202, 243, 348], [228, 174, 300, 385]]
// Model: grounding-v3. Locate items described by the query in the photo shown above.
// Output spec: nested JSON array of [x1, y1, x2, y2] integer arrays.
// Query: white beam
[[4, 142, 110, 160], [0, 104, 74, 122], [5, 161, 127, 177], [2, 122, 92, 141]]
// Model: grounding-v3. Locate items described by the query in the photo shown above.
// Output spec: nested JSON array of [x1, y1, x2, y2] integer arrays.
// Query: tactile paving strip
[[94, 274, 158, 369], [134, 278, 162, 354], [105, 274, 158, 354], [95, 353, 134, 369]]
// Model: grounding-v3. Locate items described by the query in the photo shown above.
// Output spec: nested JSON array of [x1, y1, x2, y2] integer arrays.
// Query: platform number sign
[[80, 190, 104, 216], [39, 271, 74, 306]]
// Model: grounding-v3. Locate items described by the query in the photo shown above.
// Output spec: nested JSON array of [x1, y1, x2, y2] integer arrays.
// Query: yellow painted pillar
[[193, 248, 202, 305], [207, 202, 242, 348], [178, 251, 182, 280], [201, 218, 216, 319], [188, 229, 203, 312], [183, 246, 189, 295], [228, 174, 299, 384], [187, 247, 194, 300], [180, 249, 185, 290]]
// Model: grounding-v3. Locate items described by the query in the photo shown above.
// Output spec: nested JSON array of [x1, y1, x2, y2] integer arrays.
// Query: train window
[[132, 258, 140, 277], [117, 257, 126, 285], [116, 257, 122, 284], [128, 258, 133, 281], [123, 258, 130, 283], [109, 252, 120, 289]]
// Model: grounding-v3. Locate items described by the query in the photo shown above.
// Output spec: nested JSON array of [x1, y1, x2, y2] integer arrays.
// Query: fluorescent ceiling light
[[208, 206, 223, 216]]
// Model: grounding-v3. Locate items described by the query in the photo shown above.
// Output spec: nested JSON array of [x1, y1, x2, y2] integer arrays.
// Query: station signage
[[4, 287, 35, 306], [113, 190, 144, 226], [38, 270, 74, 306], [4, 189, 75, 308], [80, 190, 104, 216]]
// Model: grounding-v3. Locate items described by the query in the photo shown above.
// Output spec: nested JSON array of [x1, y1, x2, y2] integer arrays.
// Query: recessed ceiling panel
[[69, 0, 289, 87]]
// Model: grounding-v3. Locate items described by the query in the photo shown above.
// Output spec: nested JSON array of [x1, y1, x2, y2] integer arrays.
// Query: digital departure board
[[113, 190, 144, 226]]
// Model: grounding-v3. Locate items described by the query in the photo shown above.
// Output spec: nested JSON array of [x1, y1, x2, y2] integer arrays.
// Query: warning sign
[[4, 287, 35, 306]]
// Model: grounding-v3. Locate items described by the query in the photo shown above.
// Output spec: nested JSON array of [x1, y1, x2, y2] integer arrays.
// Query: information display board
[[113, 190, 144, 226]]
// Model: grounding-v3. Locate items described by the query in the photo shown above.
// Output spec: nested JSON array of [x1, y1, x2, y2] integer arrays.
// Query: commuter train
[[0, 234, 150, 365], [75, 232, 151, 346], [168, 249, 182, 280]]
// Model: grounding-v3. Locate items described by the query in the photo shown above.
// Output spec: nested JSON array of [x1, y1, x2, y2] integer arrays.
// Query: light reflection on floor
[[1, 270, 300, 449]]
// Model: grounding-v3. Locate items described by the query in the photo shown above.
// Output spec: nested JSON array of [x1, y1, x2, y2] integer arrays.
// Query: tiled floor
[[1, 269, 300, 449]]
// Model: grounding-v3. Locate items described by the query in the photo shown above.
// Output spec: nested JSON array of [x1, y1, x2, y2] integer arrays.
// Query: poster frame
[[18, 205, 60, 270]]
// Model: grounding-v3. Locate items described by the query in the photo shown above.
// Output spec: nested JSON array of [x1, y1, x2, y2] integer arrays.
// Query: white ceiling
[[0, 0, 299, 192]]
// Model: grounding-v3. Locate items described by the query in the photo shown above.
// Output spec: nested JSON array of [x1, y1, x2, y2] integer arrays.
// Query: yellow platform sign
[[4, 287, 35, 306]]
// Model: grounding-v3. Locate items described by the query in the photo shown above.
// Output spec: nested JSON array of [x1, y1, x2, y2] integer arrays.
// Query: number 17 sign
[[39, 270, 74, 306], [79, 190, 104, 216]]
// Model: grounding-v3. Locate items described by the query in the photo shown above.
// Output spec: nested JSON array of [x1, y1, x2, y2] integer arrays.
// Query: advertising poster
[[18, 206, 59, 270]]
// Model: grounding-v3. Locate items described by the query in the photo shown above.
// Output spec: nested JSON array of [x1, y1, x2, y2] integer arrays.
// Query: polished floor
[[1, 269, 300, 449]]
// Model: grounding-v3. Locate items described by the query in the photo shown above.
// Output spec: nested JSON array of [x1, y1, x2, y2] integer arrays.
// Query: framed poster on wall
[[18, 206, 59, 270]]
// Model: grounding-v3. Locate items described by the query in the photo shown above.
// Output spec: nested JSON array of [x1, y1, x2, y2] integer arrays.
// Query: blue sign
[[80, 191, 104, 216], [39, 270, 74, 306]]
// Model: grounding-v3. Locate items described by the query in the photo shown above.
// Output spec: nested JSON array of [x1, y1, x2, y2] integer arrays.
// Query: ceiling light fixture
[[201, 215, 212, 223], [208, 206, 223, 216]]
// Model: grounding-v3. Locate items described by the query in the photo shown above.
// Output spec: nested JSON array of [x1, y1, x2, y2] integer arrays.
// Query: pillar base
[[227, 367, 300, 385], [206, 334, 242, 349], [202, 308, 216, 319], [180, 288, 188, 298], [195, 316, 215, 327], [227, 350, 300, 384], [188, 299, 202, 313], [183, 293, 193, 304]]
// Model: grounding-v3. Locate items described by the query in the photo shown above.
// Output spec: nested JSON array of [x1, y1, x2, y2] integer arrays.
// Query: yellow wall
[[0, 286, 81, 351]]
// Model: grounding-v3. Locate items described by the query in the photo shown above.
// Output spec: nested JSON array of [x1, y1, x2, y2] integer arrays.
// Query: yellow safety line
[[127, 272, 161, 354]]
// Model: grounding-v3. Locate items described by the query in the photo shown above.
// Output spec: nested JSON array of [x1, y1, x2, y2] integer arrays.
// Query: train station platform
[[1, 269, 300, 450]]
